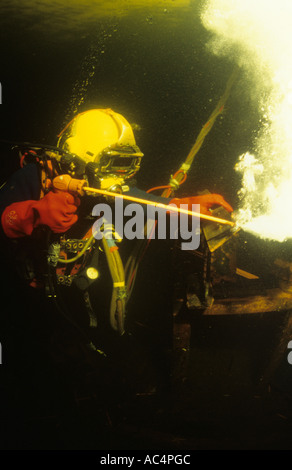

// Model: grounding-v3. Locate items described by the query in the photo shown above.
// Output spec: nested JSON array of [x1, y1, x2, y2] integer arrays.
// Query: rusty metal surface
[[203, 288, 292, 315]]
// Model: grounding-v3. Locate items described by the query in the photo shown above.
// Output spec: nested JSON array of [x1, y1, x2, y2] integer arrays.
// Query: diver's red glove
[[170, 194, 233, 215], [1, 191, 80, 238]]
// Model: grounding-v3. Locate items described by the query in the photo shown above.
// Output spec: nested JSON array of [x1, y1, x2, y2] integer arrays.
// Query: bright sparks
[[201, 0, 292, 242]]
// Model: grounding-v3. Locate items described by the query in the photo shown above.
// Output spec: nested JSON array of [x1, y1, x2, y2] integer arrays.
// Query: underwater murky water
[[0, 0, 245, 195], [1, 0, 292, 452], [1, 0, 290, 257]]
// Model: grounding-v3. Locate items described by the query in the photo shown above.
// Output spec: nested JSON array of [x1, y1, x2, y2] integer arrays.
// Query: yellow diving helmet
[[57, 108, 143, 179]]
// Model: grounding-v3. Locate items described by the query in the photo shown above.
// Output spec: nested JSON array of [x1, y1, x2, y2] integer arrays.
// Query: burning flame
[[201, 0, 292, 242]]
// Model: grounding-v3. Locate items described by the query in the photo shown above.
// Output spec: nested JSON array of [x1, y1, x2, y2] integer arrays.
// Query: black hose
[[0, 139, 72, 156]]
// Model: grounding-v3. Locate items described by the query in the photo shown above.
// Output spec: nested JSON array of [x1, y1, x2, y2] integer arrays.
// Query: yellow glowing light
[[202, 0, 292, 242], [86, 267, 99, 280]]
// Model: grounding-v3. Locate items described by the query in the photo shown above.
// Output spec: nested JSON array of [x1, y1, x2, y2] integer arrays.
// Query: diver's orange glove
[[170, 194, 233, 215], [1, 191, 80, 238]]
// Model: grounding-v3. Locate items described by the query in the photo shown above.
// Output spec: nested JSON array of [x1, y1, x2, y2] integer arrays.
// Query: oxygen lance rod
[[51, 175, 235, 227], [82, 186, 235, 227]]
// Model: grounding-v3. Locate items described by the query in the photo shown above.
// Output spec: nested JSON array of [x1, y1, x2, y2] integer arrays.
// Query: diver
[[0, 108, 233, 335], [0, 108, 232, 237]]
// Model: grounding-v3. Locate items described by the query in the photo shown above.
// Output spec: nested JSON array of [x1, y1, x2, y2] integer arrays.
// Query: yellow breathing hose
[[164, 66, 240, 196], [101, 234, 126, 335]]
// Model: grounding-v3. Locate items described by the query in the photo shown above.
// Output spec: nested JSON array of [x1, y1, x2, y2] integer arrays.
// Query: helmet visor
[[97, 144, 143, 177]]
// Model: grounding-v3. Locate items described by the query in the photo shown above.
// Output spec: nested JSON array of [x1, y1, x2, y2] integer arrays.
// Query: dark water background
[[0, 0, 292, 453], [0, 0, 251, 195]]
